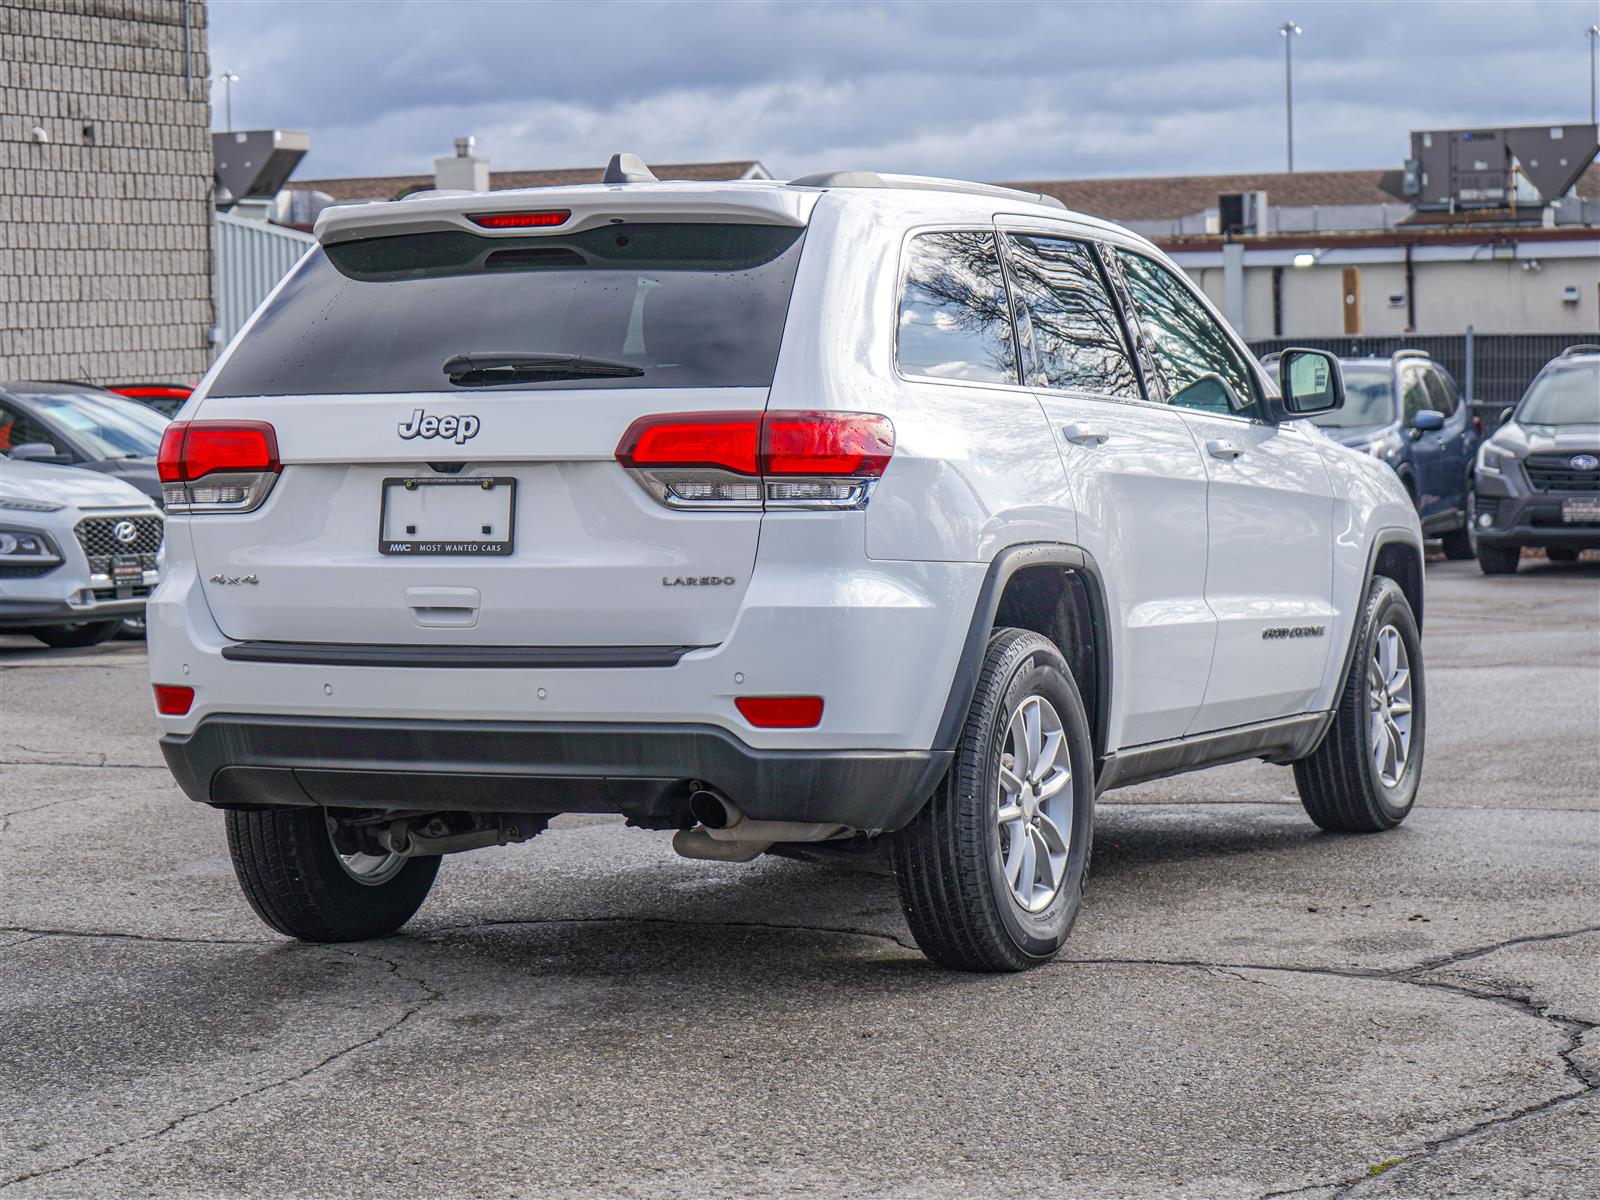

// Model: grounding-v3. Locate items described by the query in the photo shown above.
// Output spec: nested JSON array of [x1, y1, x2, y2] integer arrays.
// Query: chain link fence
[[1247, 331, 1599, 422]]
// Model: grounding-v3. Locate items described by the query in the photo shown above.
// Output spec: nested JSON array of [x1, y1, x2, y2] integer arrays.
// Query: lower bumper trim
[[161, 715, 948, 835]]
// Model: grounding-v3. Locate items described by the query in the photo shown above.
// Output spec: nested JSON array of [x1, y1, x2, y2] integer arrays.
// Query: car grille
[[1524, 453, 1600, 494], [74, 514, 164, 557]]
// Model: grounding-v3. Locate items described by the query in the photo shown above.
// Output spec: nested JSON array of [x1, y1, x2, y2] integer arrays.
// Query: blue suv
[[1300, 351, 1480, 559]]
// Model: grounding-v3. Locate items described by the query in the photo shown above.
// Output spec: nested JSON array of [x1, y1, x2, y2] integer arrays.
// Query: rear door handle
[[1061, 422, 1109, 446], [1205, 439, 1245, 461]]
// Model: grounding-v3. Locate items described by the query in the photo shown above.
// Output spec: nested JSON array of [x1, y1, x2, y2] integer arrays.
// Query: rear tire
[[1476, 542, 1521, 575], [29, 620, 121, 648], [225, 808, 440, 941], [1294, 576, 1424, 832], [889, 628, 1095, 972], [1545, 547, 1580, 564]]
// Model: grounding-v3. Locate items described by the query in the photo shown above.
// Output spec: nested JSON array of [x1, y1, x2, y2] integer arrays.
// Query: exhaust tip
[[688, 788, 734, 830]]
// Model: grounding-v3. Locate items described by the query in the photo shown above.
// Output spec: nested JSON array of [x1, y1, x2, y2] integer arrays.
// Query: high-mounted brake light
[[614, 411, 894, 511], [468, 210, 571, 229], [110, 384, 192, 401], [158, 421, 280, 513]]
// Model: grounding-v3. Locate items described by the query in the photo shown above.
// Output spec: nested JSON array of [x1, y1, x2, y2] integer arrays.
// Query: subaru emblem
[[1571, 455, 1599, 471], [113, 519, 139, 544]]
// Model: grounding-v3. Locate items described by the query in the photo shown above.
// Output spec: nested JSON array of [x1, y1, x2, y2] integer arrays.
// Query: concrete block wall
[[0, 0, 214, 384]]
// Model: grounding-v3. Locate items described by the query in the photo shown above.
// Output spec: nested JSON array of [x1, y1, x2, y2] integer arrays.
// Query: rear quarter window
[[896, 231, 1018, 385], [208, 222, 806, 397]]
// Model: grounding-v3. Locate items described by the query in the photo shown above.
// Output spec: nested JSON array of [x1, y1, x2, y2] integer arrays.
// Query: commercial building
[[0, 0, 214, 383]]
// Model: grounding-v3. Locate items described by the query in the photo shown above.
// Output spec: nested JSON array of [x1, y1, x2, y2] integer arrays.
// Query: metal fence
[[1247, 331, 1599, 414], [213, 212, 315, 346]]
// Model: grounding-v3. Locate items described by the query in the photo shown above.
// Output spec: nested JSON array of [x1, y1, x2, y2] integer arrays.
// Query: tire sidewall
[[1356, 584, 1425, 821], [979, 641, 1095, 961]]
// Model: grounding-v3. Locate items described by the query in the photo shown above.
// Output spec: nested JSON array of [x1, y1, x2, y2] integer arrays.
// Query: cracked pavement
[[1, 558, 1596, 1198]]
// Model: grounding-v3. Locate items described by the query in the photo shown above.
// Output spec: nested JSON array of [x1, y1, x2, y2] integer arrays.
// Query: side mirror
[[1498, 407, 1516, 429], [1274, 348, 1344, 418], [8, 442, 66, 463], [1411, 409, 1445, 432]]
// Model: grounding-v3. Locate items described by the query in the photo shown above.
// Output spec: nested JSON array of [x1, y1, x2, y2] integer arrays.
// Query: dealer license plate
[[379, 477, 516, 555], [1561, 498, 1600, 524]]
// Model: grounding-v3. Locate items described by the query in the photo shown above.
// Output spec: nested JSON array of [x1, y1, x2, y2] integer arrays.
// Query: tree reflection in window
[[897, 231, 1017, 384], [1005, 235, 1139, 398], [1116, 250, 1259, 417]]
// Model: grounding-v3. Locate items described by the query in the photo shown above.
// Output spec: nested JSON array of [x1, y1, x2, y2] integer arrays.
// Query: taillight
[[615, 411, 893, 510], [468, 210, 571, 229], [152, 684, 194, 716], [735, 696, 824, 728], [158, 421, 280, 513]]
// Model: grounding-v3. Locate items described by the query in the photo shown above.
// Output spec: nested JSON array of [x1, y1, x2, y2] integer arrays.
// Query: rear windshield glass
[[208, 222, 806, 397]]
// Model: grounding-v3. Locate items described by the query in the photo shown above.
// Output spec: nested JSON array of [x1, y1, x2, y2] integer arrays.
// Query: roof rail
[[787, 170, 1067, 210], [1559, 344, 1600, 358], [1391, 349, 1431, 361]]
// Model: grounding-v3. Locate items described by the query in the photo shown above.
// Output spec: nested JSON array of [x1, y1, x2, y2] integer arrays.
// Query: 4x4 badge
[[398, 409, 480, 444]]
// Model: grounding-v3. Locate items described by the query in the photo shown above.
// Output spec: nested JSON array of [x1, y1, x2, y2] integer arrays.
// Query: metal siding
[[214, 213, 315, 345]]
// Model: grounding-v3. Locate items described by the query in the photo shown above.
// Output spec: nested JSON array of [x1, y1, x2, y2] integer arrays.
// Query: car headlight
[[1478, 443, 1516, 474], [0, 528, 63, 565]]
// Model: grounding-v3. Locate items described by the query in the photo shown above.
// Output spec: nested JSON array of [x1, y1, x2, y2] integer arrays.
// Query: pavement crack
[[0, 945, 443, 1192], [0, 924, 265, 947], [1395, 924, 1600, 977], [0, 758, 166, 771]]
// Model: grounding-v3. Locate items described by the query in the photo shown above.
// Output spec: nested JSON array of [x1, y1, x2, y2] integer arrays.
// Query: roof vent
[[603, 153, 658, 184]]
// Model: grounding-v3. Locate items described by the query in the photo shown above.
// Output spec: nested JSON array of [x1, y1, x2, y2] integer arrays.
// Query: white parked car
[[149, 158, 1425, 970], [0, 454, 163, 647]]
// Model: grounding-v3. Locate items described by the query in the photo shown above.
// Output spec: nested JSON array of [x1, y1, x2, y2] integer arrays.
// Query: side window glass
[[0, 404, 56, 453], [1400, 368, 1430, 422], [1115, 249, 1261, 418], [1004, 235, 1139, 398], [1423, 369, 1456, 416], [897, 231, 1017, 384]]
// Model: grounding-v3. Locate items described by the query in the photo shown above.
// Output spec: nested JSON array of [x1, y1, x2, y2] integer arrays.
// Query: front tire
[[1477, 542, 1521, 575], [29, 620, 121, 648], [1294, 576, 1424, 832], [226, 808, 440, 941], [890, 628, 1095, 972]]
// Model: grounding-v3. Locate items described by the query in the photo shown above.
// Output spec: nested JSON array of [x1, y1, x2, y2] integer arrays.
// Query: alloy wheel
[[996, 694, 1074, 912], [1368, 625, 1414, 788]]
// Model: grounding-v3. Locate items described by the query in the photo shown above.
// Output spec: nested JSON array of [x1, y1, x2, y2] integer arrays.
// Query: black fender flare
[[929, 542, 1112, 767]]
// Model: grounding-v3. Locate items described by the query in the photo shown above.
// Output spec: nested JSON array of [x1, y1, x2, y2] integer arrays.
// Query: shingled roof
[[1000, 164, 1600, 222], [288, 160, 770, 203]]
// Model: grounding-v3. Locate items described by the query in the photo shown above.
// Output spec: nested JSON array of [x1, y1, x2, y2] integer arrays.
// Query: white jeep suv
[[149, 159, 1425, 970]]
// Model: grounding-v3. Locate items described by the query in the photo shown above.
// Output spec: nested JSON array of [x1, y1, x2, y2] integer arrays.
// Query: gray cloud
[[207, 0, 1600, 181]]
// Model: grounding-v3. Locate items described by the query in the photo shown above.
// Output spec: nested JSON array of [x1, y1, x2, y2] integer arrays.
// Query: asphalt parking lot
[[1, 558, 1596, 1198]]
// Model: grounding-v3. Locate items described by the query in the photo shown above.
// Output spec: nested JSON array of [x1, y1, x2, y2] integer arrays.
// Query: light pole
[[219, 70, 240, 131], [1279, 20, 1301, 172], [1588, 26, 1599, 125]]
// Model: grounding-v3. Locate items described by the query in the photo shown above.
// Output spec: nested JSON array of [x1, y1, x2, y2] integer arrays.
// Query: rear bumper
[[161, 715, 948, 834]]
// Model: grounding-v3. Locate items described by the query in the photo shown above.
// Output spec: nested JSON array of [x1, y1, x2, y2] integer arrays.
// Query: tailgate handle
[[406, 586, 480, 628]]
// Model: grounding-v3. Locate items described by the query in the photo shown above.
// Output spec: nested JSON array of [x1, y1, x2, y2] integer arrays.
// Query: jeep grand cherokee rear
[[149, 181, 972, 944]]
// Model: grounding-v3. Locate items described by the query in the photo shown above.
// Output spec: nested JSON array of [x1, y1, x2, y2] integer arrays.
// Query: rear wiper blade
[[443, 351, 644, 385]]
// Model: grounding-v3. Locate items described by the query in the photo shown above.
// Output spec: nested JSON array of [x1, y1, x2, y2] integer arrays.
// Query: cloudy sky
[[208, 0, 1598, 184]]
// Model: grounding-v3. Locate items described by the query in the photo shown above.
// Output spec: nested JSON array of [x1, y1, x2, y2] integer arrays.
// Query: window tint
[[897, 231, 1017, 384], [208, 223, 805, 397], [1115, 250, 1260, 417], [1422, 368, 1457, 416], [1400, 367, 1430, 422], [10, 393, 166, 458], [0, 403, 57, 454], [1004, 235, 1139, 398]]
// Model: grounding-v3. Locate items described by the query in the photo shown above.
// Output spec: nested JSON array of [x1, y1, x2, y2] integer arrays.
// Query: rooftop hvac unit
[[213, 129, 310, 209], [1381, 124, 1599, 211], [1218, 190, 1268, 235]]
